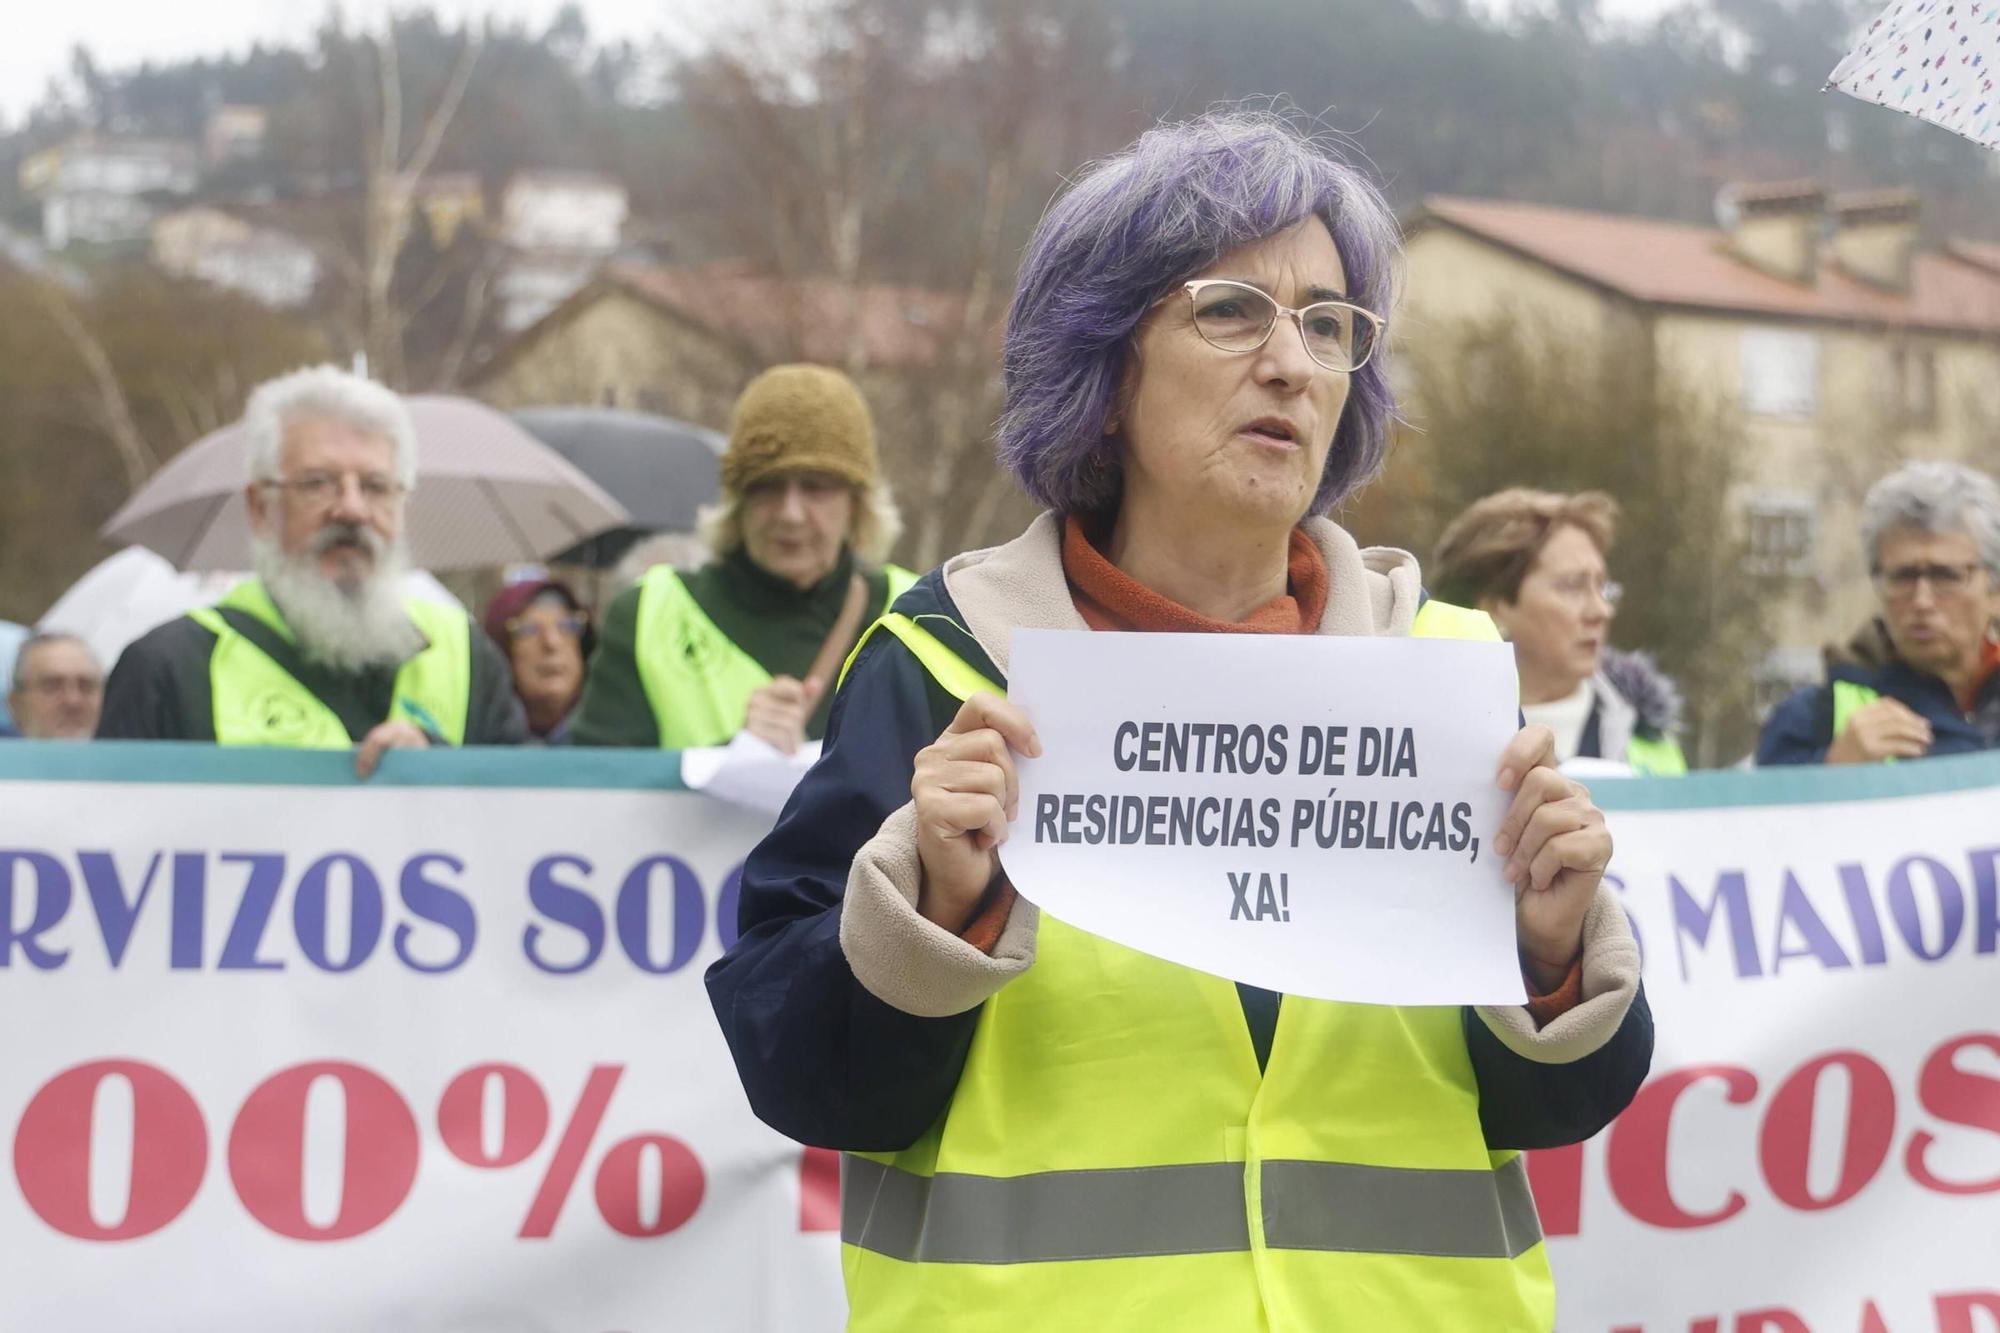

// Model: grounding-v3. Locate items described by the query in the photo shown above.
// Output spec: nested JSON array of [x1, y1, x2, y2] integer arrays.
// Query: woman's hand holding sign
[[911, 692, 1042, 933], [1494, 723, 1612, 992]]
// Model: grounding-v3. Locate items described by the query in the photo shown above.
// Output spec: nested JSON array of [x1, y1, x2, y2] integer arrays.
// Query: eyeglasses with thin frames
[[1176, 280, 1386, 374], [261, 471, 407, 513], [1546, 573, 1622, 610], [506, 613, 587, 642], [1873, 561, 1987, 600]]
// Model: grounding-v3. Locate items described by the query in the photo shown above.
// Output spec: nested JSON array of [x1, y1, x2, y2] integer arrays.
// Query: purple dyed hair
[[998, 111, 1402, 516]]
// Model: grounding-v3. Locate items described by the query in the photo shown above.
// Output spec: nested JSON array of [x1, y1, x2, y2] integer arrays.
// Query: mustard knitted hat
[[720, 364, 879, 498]]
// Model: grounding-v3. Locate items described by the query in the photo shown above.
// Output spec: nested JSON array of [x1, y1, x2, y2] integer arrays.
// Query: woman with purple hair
[[708, 111, 1650, 1329]]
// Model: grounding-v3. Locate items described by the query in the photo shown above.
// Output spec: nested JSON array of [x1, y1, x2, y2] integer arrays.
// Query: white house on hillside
[[20, 137, 200, 249], [151, 207, 320, 309]]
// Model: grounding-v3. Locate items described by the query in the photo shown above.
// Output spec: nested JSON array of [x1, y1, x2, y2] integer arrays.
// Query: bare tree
[[29, 278, 157, 490], [673, 0, 1135, 568]]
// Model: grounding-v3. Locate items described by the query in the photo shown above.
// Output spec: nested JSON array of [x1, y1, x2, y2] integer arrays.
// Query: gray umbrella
[[103, 395, 631, 572], [510, 407, 727, 567]]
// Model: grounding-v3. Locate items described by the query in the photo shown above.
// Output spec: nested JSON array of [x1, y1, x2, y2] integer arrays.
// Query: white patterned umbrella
[[103, 396, 631, 572], [1827, 0, 2000, 151]]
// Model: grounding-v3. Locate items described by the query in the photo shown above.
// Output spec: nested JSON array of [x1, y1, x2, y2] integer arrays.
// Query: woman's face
[[1116, 219, 1353, 531], [506, 594, 587, 714], [1489, 524, 1615, 694]]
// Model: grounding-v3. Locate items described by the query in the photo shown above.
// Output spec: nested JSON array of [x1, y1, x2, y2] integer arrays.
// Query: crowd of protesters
[[3, 360, 1995, 774], [2, 110, 1995, 1330], [0, 188, 1994, 778], [5, 362, 1990, 775]]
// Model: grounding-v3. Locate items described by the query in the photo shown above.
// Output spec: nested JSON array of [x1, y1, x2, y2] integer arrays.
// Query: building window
[[1743, 490, 1816, 577], [1891, 343, 1937, 428], [1753, 648, 1821, 718], [1740, 328, 1819, 418]]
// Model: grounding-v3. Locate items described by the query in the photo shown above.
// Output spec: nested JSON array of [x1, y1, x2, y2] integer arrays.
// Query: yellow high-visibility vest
[[186, 579, 470, 748], [633, 564, 915, 749], [840, 599, 1555, 1331]]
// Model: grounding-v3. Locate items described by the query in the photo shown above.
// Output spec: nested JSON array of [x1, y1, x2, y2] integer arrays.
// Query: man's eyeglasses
[[1873, 562, 1987, 599], [506, 614, 587, 642], [1178, 280, 1385, 374], [262, 471, 406, 512], [17, 674, 103, 698]]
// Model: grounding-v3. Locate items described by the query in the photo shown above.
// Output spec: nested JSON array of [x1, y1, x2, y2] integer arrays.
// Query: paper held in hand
[[999, 628, 1526, 1007]]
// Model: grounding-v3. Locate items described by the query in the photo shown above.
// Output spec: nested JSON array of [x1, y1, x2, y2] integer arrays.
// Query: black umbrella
[[511, 407, 727, 567]]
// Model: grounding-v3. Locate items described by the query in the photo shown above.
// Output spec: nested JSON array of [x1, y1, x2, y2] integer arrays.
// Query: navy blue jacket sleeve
[[1464, 981, 1654, 1149], [1755, 685, 1832, 766], [705, 633, 982, 1151]]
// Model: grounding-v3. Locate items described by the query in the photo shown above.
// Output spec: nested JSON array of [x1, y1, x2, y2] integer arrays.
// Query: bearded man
[[97, 365, 525, 773]]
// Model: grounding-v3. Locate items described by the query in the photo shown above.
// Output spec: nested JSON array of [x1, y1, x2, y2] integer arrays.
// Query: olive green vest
[[185, 580, 471, 748], [632, 563, 916, 750], [839, 599, 1555, 1331]]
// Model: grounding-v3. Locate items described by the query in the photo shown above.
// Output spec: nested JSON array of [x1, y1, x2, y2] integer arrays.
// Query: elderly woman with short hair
[[708, 113, 1650, 1330], [1759, 460, 2000, 765], [1432, 488, 1687, 775]]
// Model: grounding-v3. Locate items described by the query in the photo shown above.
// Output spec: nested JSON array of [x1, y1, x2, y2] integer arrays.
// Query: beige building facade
[[1402, 186, 2000, 707]]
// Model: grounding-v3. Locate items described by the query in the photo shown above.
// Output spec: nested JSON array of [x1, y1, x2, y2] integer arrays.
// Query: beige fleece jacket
[[838, 511, 1640, 1064]]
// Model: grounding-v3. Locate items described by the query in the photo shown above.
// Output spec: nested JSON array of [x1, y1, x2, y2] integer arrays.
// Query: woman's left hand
[[1493, 724, 1612, 993]]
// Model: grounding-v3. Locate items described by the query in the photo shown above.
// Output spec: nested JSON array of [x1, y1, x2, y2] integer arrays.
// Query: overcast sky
[[3, 0, 1691, 126]]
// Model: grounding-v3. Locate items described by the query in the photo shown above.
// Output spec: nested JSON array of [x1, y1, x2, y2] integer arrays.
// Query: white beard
[[252, 529, 423, 673]]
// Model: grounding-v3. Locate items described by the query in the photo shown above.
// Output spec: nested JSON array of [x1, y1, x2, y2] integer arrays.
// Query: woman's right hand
[[910, 693, 1042, 932]]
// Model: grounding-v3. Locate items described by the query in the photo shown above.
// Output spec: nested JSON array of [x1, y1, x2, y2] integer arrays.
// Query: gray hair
[[10, 632, 97, 694], [1860, 460, 2000, 577], [242, 365, 418, 488]]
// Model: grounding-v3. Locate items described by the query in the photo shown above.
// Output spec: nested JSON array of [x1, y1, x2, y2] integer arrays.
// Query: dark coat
[[1757, 620, 2000, 766]]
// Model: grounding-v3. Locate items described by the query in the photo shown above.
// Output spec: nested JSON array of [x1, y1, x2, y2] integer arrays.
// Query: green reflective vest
[[632, 563, 916, 750], [185, 580, 471, 748], [1829, 679, 1897, 764], [839, 597, 1554, 1331]]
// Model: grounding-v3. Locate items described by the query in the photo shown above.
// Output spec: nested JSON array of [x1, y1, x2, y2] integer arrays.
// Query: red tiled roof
[[606, 262, 990, 369], [1413, 196, 2000, 335], [1951, 239, 2000, 277]]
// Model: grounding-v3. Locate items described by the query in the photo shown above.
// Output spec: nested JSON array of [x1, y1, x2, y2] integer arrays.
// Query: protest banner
[[0, 743, 845, 1333], [1551, 751, 2000, 1333], [1002, 628, 1526, 1005], [3, 743, 1997, 1331]]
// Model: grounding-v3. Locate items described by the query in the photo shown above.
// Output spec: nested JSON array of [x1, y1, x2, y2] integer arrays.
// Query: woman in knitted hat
[[708, 111, 1648, 1330], [572, 364, 913, 751]]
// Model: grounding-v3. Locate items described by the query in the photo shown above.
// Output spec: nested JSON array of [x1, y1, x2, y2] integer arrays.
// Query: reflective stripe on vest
[[186, 579, 471, 748], [636, 563, 916, 749], [840, 593, 1553, 1332], [844, 1153, 1541, 1265]]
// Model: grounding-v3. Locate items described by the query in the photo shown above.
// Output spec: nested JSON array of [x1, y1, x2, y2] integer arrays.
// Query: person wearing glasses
[[483, 578, 593, 744], [1431, 489, 1687, 776], [708, 113, 1648, 1330], [98, 365, 525, 771], [6, 633, 103, 740], [1758, 460, 2000, 766]]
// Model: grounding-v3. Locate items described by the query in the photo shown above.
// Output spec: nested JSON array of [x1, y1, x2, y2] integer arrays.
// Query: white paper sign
[[1001, 629, 1525, 1006]]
